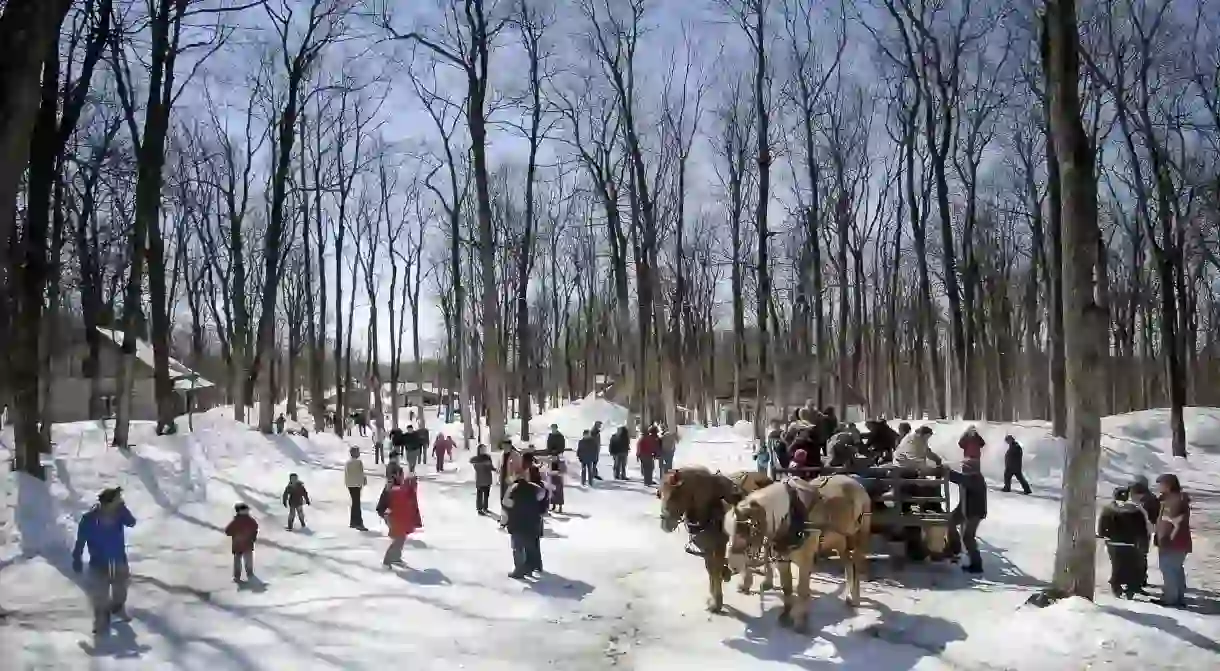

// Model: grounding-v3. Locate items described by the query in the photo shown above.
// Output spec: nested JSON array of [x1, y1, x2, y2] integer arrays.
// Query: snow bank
[[527, 393, 630, 439]]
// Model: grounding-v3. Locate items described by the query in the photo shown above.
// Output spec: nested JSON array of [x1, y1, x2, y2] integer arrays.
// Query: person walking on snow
[[637, 426, 661, 486], [1155, 474, 1192, 608], [947, 458, 987, 574], [1001, 434, 1032, 494], [72, 487, 136, 634], [590, 421, 605, 480], [225, 503, 259, 583], [503, 468, 547, 578], [547, 456, 567, 513], [403, 424, 423, 473], [659, 427, 677, 476], [433, 433, 454, 472], [1098, 487, 1149, 598], [275, 413, 286, 435], [344, 447, 369, 531], [282, 473, 311, 530], [609, 427, 630, 480], [577, 429, 599, 486], [1128, 475, 1160, 593], [470, 444, 497, 514], [545, 424, 566, 456], [959, 425, 985, 461], [376, 472, 423, 567]]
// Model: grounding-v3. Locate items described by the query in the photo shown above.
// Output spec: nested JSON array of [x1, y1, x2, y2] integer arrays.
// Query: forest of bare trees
[[3, 0, 1220, 493]]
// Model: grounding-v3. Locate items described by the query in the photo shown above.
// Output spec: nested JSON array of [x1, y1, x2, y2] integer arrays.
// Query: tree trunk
[[1045, 1, 1106, 601]]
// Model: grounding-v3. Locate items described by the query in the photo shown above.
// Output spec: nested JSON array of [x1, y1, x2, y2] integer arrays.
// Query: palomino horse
[[724, 475, 872, 630], [657, 467, 772, 612]]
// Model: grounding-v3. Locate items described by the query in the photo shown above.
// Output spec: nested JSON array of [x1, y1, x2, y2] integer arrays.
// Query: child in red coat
[[376, 473, 423, 567], [224, 503, 258, 582]]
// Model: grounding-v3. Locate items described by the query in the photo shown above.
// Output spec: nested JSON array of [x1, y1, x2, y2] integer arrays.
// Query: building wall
[[43, 377, 160, 424], [54, 340, 156, 381]]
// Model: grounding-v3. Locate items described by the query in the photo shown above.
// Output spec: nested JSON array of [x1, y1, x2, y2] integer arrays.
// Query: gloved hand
[[72, 557, 83, 573]]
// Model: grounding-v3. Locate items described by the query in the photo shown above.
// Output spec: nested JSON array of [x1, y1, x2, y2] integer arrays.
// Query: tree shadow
[[212, 476, 279, 517], [132, 607, 259, 671], [393, 566, 451, 586], [550, 510, 591, 520], [6, 475, 89, 594], [1098, 604, 1220, 654], [721, 597, 967, 670], [527, 573, 595, 600], [77, 620, 152, 660]]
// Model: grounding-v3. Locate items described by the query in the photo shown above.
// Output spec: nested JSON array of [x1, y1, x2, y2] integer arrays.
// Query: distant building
[[45, 327, 217, 423]]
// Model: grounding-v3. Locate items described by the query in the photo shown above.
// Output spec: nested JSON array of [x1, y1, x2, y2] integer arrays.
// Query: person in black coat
[[1001, 434, 1032, 494], [947, 458, 988, 573], [1098, 487, 1151, 598], [545, 424, 566, 456], [589, 421, 605, 480], [608, 427, 630, 479], [862, 419, 900, 465], [1128, 476, 1160, 593], [576, 430, 599, 485], [503, 471, 547, 578]]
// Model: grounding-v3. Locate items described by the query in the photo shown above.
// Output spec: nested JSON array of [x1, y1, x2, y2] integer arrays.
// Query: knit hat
[[98, 487, 123, 504]]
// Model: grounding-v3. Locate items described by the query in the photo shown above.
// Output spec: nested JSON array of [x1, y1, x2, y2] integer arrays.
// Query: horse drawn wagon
[[774, 463, 954, 566]]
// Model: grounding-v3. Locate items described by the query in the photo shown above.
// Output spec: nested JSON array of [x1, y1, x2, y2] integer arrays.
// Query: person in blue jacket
[[72, 487, 137, 634]]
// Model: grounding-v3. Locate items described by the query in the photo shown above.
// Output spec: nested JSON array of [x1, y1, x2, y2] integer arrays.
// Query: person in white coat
[[345, 447, 368, 531]]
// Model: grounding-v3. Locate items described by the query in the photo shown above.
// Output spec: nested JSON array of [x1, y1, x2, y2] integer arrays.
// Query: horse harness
[[682, 472, 738, 557]]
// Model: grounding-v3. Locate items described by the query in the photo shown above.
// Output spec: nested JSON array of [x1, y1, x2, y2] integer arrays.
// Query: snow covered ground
[[2, 401, 1218, 670]]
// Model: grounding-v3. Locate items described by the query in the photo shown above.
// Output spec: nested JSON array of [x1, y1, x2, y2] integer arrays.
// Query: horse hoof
[[737, 585, 751, 595], [707, 600, 723, 613]]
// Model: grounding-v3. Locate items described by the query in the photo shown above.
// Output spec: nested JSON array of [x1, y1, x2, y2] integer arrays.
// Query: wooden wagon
[[774, 463, 954, 565]]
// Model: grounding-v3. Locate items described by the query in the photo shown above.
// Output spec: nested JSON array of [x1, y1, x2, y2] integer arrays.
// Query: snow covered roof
[[382, 381, 456, 397], [95, 327, 214, 391]]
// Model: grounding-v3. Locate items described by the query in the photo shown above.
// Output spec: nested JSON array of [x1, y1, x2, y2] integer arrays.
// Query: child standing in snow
[[282, 473, 311, 530], [433, 433, 453, 472], [548, 457, 566, 513], [225, 503, 259, 582]]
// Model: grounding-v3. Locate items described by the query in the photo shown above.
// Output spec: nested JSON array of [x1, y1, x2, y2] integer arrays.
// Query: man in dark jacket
[[576, 430, 599, 486], [503, 471, 547, 578], [470, 445, 497, 514], [609, 427, 630, 479], [862, 419, 900, 465], [545, 424, 566, 456], [1001, 435, 1032, 494], [1098, 487, 1149, 598], [947, 459, 987, 573], [1128, 476, 1160, 593], [589, 421, 605, 480], [72, 488, 137, 634], [402, 424, 423, 473]]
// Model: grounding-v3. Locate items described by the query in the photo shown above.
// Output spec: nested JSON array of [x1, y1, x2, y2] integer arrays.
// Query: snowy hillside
[[2, 405, 1218, 670]]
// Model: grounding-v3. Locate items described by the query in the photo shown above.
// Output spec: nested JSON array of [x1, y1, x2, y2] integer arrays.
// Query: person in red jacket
[[959, 426, 985, 461], [377, 473, 423, 567], [637, 426, 661, 486], [224, 503, 259, 583]]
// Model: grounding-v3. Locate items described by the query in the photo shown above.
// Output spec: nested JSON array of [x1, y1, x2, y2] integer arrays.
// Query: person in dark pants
[[470, 444, 496, 514], [1001, 434, 1032, 494], [545, 424, 566, 456], [344, 447, 368, 530], [1128, 476, 1160, 593], [1098, 486, 1149, 598], [947, 458, 987, 573], [374, 435, 386, 465], [636, 426, 661, 486], [589, 421, 605, 480], [609, 427, 630, 479], [576, 430, 599, 485], [503, 469, 547, 578]]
